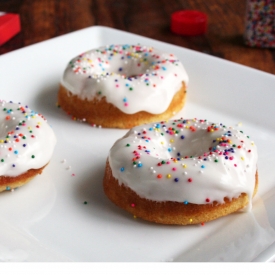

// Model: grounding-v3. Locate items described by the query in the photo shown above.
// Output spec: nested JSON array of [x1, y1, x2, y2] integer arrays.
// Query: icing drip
[[0, 101, 56, 177], [108, 119, 258, 207], [61, 44, 189, 114]]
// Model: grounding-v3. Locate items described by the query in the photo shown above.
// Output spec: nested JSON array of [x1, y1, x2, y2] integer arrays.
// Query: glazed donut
[[0, 100, 56, 192], [103, 118, 258, 225], [58, 44, 188, 128]]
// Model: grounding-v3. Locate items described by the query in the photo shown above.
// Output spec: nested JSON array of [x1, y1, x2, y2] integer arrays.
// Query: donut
[[103, 118, 258, 225], [0, 100, 56, 192], [58, 44, 189, 128]]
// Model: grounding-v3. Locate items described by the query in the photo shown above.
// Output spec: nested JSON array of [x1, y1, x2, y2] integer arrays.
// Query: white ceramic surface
[[0, 26, 275, 262]]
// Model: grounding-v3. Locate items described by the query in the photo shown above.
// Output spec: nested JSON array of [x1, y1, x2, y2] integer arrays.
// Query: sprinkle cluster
[[112, 118, 257, 205], [65, 44, 185, 112], [70, 44, 180, 76], [244, 0, 275, 48], [0, 100, 47, 175]]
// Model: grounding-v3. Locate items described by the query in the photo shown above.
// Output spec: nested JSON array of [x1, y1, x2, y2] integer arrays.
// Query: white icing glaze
[[61, 44, 189, 114], [108, 119, 258, 208], [0, 101, 56, 177]]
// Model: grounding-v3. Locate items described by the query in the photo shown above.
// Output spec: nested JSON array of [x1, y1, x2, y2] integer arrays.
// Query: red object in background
[[171, 10, 207, 36], [0, 13, 21, 46]]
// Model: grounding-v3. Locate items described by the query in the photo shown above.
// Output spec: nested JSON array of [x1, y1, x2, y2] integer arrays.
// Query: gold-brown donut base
[[0, 164, 48, 192], [103, 160, 258, 225], [58, 82, 186, 129]]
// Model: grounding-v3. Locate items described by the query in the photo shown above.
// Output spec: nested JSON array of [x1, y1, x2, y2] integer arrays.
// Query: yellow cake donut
[[58, 44, 189, 128], [103, 118, 258, 225], [0, 100, 56, 192]]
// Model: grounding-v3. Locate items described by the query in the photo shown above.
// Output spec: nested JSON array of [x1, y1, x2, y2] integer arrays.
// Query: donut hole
[[172, 130, 213, 158], [149, 129, 214, 161], [92, 53, 153, 78], [112, 57, 152, 78]]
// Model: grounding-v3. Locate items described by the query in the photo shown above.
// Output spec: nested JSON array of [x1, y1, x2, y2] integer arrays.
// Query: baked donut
[[58, 44, 188, 128], [103, 118, 258, 225], [0, 100, 56, 192]]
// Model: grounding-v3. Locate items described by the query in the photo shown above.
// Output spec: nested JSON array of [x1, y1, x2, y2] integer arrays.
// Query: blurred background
[[0, 0, 274, 74]]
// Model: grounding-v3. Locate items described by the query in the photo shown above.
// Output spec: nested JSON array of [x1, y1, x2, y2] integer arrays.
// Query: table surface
[[0, 0, 275, 75]]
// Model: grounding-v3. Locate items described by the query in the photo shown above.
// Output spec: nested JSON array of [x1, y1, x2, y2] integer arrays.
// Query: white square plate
[[0, 26, 275, 262]]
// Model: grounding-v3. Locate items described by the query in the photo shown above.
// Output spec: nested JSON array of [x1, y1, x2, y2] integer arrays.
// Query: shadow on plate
[[71, 161, 172, 227], [33, 81, 68, 123]]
